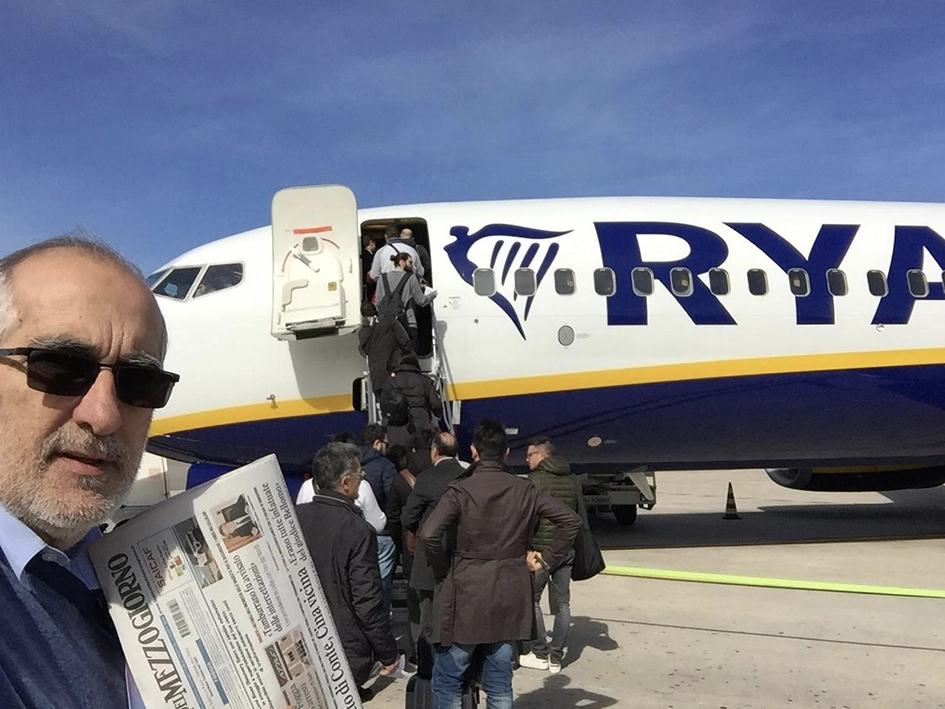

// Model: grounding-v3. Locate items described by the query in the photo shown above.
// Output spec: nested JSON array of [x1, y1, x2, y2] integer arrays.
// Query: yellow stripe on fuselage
[[449, 347, 945, 400], [149, 347, 945, 437], [149, 394, 352, 436]]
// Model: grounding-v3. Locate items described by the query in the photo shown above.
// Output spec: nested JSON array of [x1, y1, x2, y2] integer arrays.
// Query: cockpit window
[[193, 264, 244, 298], [146, 269, 169, 289], [152, 267, 201, 300]]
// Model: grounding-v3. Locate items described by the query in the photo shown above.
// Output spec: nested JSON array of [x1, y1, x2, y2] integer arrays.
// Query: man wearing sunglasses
[[296, 442, 402, 702], [0, 236, 178, 708]]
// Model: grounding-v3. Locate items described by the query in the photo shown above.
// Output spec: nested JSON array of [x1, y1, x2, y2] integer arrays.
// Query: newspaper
[[90, 455, 360, 709]]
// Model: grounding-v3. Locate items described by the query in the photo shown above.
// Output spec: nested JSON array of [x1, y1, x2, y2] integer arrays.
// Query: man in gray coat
[[419, 419, 581, 709]]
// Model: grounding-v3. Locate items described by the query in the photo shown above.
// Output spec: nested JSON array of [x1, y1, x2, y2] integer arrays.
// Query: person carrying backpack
[[388, 351, 442, 449], [375, 252, 437, 353], [358, 301, 409, 397]]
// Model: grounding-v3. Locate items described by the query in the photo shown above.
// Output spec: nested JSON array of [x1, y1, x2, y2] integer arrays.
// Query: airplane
[[143, 184, 945, 500]]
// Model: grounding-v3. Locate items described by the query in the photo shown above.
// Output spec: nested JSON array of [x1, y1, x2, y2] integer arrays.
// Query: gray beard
[[1, 425, 142, 546]]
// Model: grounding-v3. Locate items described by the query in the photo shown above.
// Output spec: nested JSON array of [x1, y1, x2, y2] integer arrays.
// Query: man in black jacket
[[357, 301, 409, 396], [297, 442, 400, 701], [401, 432, 466, 650], [389, 352, 442, 449]]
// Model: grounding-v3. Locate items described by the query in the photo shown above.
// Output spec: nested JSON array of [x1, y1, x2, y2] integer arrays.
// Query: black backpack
[[378, 272, 412, 328], [378, 387, 409, 427]]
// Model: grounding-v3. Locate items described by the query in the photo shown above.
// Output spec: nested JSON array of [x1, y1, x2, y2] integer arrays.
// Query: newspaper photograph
[[90, 455, 360, 709]]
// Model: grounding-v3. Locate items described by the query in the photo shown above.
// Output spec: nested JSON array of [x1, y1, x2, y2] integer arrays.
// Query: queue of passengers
[[294, 420, 586, 707]]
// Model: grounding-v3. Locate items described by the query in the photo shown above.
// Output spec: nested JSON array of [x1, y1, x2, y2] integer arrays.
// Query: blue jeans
[[433, 641, 514, 709], [377, 535, 396, 613], [532, 561, 572, 663]]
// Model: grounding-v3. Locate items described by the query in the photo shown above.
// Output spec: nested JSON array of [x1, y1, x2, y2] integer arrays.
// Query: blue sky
[[2, 1, 945, 273]]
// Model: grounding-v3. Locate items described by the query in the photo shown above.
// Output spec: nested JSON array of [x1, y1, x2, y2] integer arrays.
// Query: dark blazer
[[419, 460, 582, 646], [297, 491, 399, 685], [385, 468, 414, 559], [401, 457, 466, 591]]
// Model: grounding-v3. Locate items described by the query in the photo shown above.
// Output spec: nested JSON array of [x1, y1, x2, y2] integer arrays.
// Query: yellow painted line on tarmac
[[602, 566, 945, 599]]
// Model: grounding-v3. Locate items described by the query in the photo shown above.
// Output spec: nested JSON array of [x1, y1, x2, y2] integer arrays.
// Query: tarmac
[[365, 469, 945, 708]]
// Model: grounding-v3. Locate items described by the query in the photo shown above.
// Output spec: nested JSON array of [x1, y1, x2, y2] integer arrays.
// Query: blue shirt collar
[[0, 501, 101, 589]]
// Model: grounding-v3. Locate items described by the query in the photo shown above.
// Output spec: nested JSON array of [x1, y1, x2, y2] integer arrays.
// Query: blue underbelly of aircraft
[[147, 363, 945, 478]]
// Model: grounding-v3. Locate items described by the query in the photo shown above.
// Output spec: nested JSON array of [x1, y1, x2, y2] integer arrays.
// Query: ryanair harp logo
[[445, 223, 572, 339]]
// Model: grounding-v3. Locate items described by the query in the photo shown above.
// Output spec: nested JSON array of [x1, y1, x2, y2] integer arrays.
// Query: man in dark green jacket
[[520, 436, 586, 674]]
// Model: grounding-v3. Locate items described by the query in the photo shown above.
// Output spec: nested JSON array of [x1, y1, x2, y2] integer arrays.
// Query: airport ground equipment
[[581, 469, 656, 525]]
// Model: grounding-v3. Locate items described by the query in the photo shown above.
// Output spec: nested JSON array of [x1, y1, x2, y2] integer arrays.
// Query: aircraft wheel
[[613, 505, 638, 526]]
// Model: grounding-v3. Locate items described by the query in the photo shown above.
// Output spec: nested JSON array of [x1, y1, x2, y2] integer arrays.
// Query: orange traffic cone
[[723, 482, 740, 519]]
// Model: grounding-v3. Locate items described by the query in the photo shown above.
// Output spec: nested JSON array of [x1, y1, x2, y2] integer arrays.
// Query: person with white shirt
[[296, 476, 387, 533], [369, 224, 425, 283]]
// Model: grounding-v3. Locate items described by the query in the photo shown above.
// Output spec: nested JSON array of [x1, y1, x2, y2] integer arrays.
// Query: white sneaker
[[519, 652, 549, 670], [548, 659, 562, 674]]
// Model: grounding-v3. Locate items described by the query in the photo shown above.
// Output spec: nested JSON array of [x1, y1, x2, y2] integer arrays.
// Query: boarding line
[[602, 566, 945, 599]]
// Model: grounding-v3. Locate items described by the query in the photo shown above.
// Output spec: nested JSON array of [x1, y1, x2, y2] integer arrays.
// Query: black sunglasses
[[0, 347, 180, 409]]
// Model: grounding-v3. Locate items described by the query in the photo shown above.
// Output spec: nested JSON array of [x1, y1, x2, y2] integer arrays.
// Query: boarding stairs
[[362, 314, 455, 431]]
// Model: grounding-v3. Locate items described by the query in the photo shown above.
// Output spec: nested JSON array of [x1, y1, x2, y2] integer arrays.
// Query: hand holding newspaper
[[91, 455, 361, 709]]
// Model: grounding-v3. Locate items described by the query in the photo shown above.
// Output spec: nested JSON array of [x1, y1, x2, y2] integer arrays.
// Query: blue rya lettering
[[873, 226, 945, 324], [594, 222, 735, 326], [726, 223, 858, 325]]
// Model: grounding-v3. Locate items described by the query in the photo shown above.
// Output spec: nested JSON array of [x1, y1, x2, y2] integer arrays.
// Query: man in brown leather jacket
[[419, 419, 581, 709]]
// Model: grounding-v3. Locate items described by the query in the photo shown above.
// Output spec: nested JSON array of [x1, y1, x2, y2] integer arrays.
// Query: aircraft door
[[271, 185, 359, 339]]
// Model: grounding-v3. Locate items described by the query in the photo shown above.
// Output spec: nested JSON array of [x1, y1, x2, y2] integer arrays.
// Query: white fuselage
[[146, 195, 945, 478]]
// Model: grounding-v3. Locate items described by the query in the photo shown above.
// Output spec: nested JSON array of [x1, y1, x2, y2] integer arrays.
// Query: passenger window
[[554, 269, 575, 295], [631, 268, 654, 296], [788, 268, 810, 297], [908, 269, 929, 297], [867, 270, 888, 297], [193, 263, 244, 298], [473, 268, 496, 296], [593, 268, 616, 297], [514, 268, 536, 296], [670, 268, 693, 297], [747, 269, 768, 296], [827, 269, 848, 296], [152, 267, 201, 300], [708, 268, 730, 295], [146, 269, 169, 289]]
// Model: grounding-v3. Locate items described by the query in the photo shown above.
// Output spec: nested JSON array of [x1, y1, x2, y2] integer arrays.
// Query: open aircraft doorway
[[360, 217, 434, 356]]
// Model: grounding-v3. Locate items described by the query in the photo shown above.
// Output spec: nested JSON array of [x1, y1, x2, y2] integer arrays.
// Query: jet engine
[[765, 466, 945, 492]]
